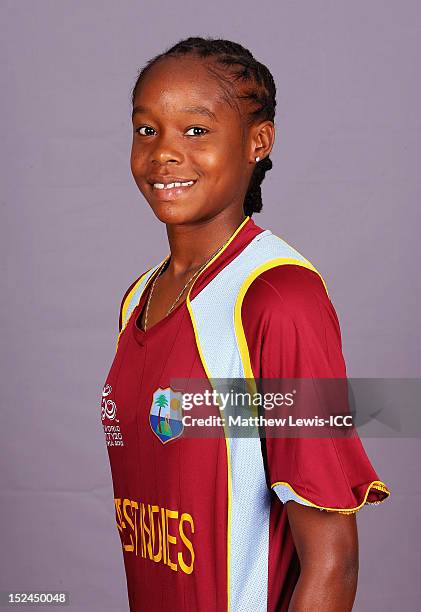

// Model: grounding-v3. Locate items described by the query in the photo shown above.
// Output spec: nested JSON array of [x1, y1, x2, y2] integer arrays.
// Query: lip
[[148, 178, 198, 201], [148, 176, 197, 185]]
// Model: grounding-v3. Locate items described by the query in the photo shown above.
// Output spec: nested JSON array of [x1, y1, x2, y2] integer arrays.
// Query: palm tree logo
[[155, 393, 168, 433]]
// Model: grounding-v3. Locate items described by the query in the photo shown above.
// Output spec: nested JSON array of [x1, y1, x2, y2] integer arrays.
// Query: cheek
[[130, 149, 148, 180], [193, 146, 230, 175]]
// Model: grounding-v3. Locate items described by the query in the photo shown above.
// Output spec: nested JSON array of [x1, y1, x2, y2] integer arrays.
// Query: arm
[[286, 502, 359, 612], [241, 264, 389, 609]]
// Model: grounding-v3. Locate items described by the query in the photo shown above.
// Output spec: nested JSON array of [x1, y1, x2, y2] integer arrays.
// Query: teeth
[[153, 180, 194, 189]]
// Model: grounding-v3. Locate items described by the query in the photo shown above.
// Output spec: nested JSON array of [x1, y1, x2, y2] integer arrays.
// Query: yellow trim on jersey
[[185, 301, 233, 612], [115, 255, 171, 352], [233, 256, 329, 414], [185, 215, 250, 612], [121, 271, 150, 329], [270, 480, 391, 514]]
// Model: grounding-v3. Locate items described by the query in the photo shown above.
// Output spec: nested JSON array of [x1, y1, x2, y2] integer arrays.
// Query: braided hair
[[130, 37, 276, 216]]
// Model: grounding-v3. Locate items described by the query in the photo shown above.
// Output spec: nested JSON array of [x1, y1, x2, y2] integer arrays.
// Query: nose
[[150, 132, 183, 165]]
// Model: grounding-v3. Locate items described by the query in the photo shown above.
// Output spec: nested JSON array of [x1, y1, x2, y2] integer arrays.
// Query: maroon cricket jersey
[[100, 217, 390, 611]]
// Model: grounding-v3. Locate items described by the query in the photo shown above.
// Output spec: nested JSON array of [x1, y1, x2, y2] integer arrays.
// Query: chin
[[148, 201, 203, 225]]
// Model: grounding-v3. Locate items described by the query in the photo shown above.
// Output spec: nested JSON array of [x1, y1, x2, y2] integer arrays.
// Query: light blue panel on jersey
[[272, 483, 313, 506], [189, 229, 317, 612], [121, 261, 164, 331]]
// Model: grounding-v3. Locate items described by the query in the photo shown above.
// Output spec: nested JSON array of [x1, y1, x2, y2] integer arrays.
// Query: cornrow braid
[[130, 36, 277, 216]]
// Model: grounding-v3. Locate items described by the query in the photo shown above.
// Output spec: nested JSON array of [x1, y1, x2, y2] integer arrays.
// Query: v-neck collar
[[130, 215, 265, 344]]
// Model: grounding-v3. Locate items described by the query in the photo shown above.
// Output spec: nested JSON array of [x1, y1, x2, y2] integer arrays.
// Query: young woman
[[100, 37, 390, 611]]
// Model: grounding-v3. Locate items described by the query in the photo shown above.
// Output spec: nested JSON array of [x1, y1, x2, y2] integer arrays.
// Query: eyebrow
[[132, 105, 218, 122]]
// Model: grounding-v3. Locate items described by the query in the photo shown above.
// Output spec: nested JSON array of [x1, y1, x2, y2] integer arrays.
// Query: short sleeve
[[241, 264, 391, 514]]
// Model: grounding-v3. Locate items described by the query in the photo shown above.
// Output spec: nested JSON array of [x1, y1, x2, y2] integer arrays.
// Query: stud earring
[[255, 156, 260, 162]]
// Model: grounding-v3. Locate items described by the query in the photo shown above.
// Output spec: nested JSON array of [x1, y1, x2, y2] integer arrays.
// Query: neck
[[164, 210, 248, 277]]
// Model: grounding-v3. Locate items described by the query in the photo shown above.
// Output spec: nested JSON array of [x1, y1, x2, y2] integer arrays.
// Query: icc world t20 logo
[[101, 384, 118, 421], [149, 387, 184, 445], [101, 383, 125, 447]]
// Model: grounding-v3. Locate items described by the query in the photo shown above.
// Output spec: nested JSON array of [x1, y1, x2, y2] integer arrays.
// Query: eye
[[134, 125, 209, 137], [135, 125, 155, 136], [185, 127, 208, 137]]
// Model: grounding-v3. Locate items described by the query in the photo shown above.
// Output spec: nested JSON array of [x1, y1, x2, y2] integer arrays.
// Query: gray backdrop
[[1, 1, 419, 610]]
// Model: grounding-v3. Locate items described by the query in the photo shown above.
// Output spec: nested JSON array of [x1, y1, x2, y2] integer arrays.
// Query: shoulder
[[241, 263, 343, 350], [241, 264, 335, 324], [118, 267, 153, 332], [240, 264, 346, 377]]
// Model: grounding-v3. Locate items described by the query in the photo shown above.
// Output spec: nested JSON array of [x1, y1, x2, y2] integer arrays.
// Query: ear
[[249, 120, 275, 163]]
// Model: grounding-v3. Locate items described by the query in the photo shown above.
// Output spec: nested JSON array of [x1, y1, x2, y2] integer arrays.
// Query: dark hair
[[130, 36, 276, 216]]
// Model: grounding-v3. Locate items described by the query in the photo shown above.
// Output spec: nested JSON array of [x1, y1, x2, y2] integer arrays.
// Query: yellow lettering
[[178, 513, 195, 574], [114, 498, 124, 533], [114, 498, 195, 574], [161, 507, 167, 564], [165, 509, 178, 571], [139, 501, 145, 557], [122, 499, 135, 552], [149, 505, 162, 563], [142, 503, 154, 560], [131, 501, 139, 556]]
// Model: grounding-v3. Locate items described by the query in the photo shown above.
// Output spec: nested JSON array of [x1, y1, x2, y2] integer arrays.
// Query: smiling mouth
[[149, 179, 198, 200]]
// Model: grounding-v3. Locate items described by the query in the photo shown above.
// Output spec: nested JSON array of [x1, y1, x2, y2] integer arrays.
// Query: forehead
[[133, 56, 236, 119]]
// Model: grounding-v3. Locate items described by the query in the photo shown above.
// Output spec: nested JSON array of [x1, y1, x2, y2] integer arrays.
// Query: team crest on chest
[[149, 386, 184, 444]]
